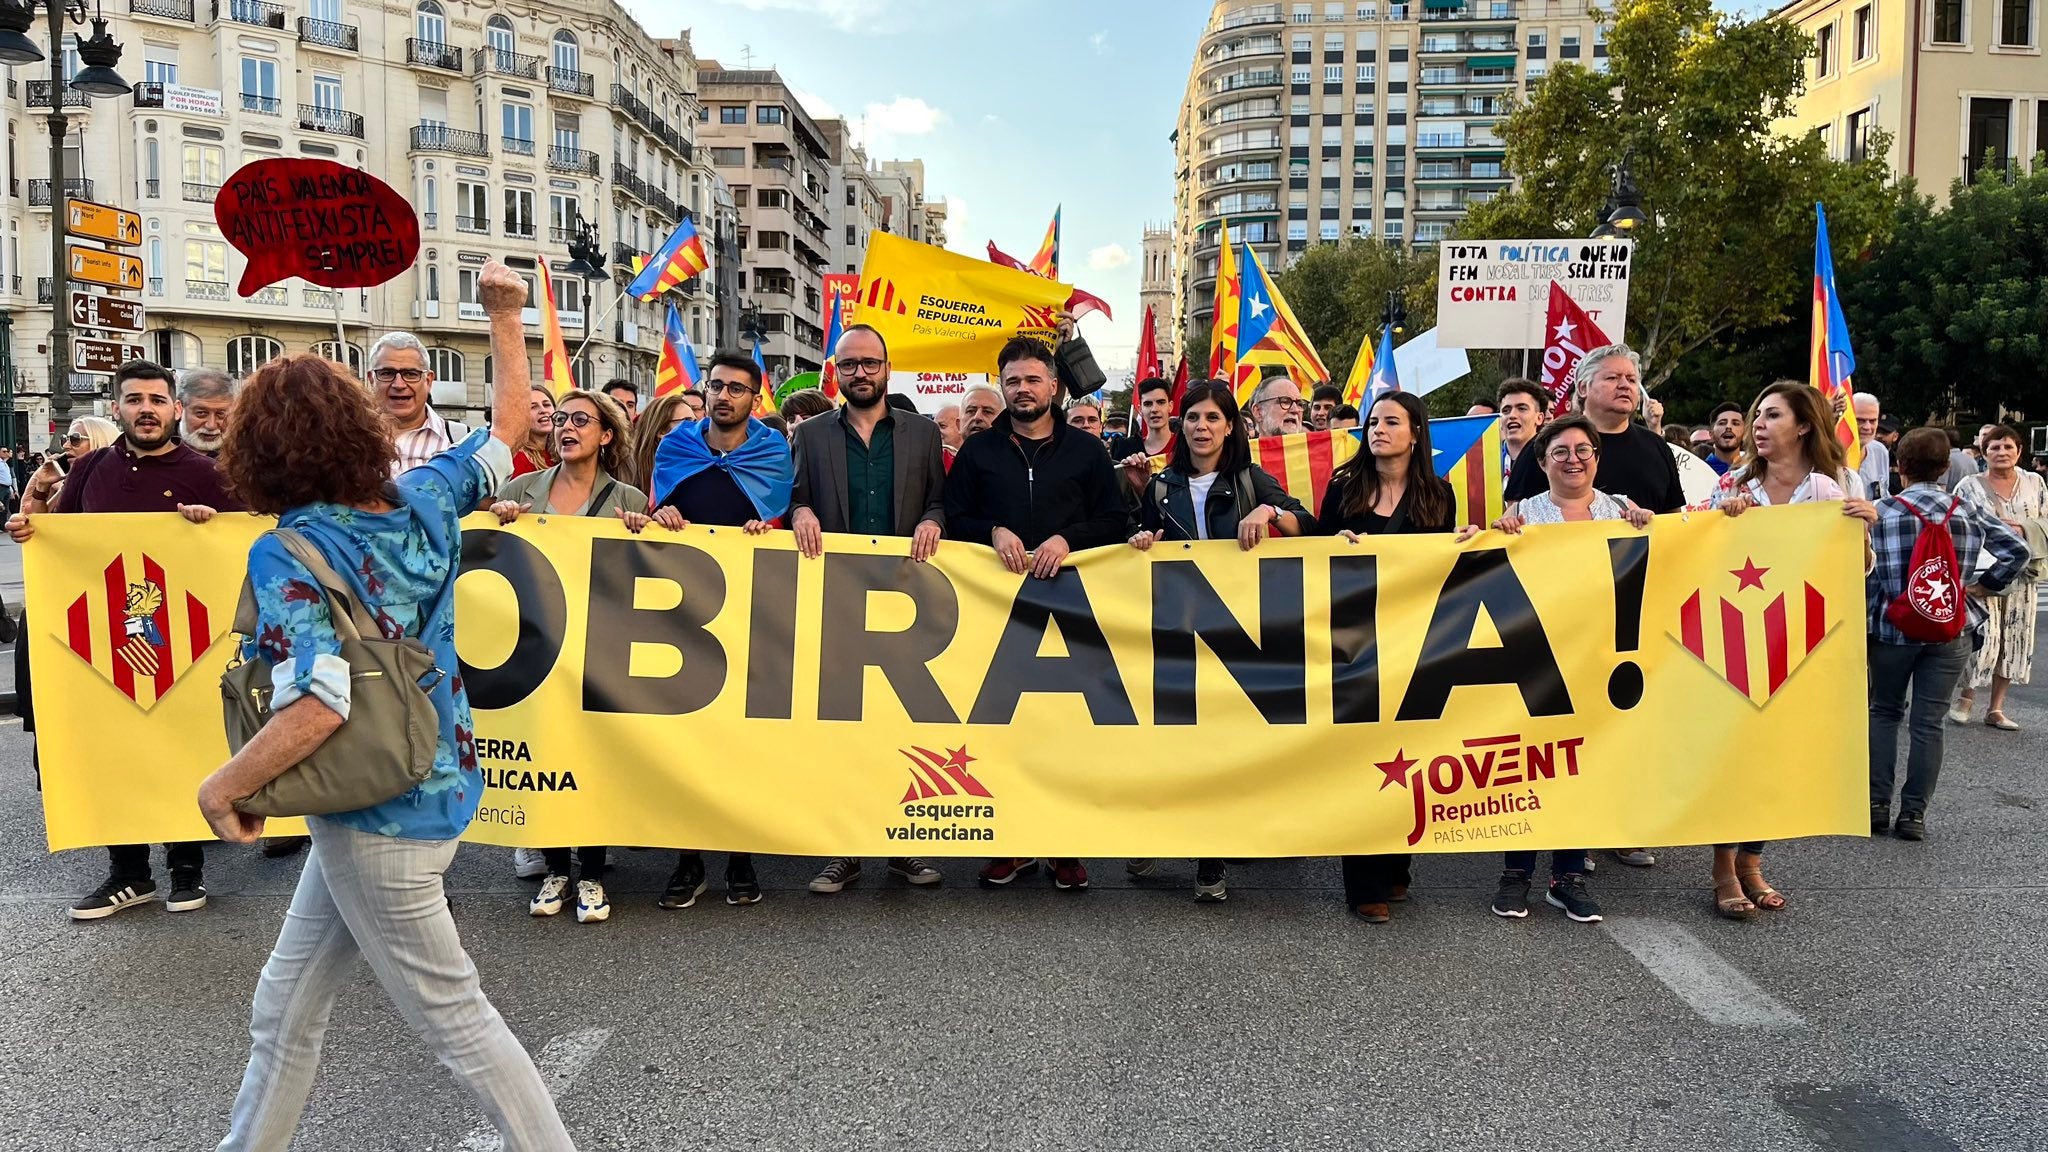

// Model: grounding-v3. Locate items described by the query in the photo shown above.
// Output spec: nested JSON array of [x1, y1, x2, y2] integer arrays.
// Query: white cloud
[[706, 0, 889, 31], [862, 96, 945, 138], [942, 196, 969, 253], [1088, 243, 1131, 271], [1089, 30, 1109, 54], [789, 87, 841, 121]]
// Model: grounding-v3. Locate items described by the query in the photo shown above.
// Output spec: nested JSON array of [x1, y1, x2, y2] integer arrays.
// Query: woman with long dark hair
[[1318, 391, 1458, 924], [197, 262, 577, 1151], [1127, 380, 1313, 902]]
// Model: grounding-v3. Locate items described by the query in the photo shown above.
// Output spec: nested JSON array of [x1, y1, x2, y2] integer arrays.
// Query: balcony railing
[[186, 279, 230, 301], [548, 226, 581, 246], [28, 178, 93, 206], [547, 145, 599, 176], [611, 163, 650, 202], [421, 211, 437, 228], [546, 66, 594, 97], [298, 104, 364, 138], [36, 278, 51, 304], [410, 123, 489, 157], [140, 179, 161, 199], [26, 80, 89, 109], [149, 277, 164, 296], [304, 287, 340, 309], [455, 215, 490, 235], [504, 220, 538, 239], [130, 0, 195, 18], [240, 92, 281, 115], [213, 0, 284, 29], [406, 38, 463, 72], [182, 181, 219, 203], [296, 16, 357, 50], [647, 189, 678, 220], [251, 285, 288, 305], [473, 47, 543, 79], [610, 84, 648, 121], [503, 136, 536, 156], [611, 242, 638, 267]]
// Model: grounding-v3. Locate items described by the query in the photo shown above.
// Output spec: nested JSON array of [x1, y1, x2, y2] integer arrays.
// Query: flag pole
[[573, 288, 630, 359]]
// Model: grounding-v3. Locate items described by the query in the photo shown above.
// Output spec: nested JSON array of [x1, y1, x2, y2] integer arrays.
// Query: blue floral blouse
[[241, 429, 511, 840]]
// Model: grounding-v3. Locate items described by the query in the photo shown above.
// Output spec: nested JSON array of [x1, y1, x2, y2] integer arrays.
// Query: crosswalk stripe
[[457, 1027, 611, 1151], [1602, 918, 1805, 1029]]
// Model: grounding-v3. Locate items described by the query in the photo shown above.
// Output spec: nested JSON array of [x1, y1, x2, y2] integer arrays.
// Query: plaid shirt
[[1866, 482, 2031, 645]]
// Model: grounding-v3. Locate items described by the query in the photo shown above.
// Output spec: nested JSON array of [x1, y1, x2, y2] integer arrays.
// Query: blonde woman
[[19, 415, 118, 513], [1950, 425, 2048, 730], [627, 392, 692, 497]]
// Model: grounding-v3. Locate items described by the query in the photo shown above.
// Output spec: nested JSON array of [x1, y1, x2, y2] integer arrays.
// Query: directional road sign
[[66, 199, 143, 246], [69, 291, 145, 332], [68, 245, 144, 291]]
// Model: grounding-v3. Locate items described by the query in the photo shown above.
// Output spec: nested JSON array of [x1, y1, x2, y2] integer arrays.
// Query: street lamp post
[[1591, 147, 1646, 240], [0, 0, 129, 432], [562, 213, 608, 389]]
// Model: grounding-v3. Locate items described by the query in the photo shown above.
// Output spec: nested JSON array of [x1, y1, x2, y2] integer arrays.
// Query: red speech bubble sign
[[213, 158, 420, 296]]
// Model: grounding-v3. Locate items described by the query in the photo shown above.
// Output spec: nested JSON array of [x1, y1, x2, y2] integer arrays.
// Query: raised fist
[[478, 260, 527, 316]]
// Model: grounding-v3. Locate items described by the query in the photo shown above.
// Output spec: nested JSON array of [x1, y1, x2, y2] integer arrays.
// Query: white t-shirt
[[1186, 472, 1219, 540]]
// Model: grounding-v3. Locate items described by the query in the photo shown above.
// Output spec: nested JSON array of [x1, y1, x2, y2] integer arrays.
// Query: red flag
[[1538, 282, 1611, 417], [1170, 356, 1190, 414], [1130, 304, 1161, 439], [987, 242, 1114, 321]]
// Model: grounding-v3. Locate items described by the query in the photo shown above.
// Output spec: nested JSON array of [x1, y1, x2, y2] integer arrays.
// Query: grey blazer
[[495, 465, 647, 518], [790, 406, 947, 535]]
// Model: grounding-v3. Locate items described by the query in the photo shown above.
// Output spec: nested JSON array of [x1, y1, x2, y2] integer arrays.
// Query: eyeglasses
[[370, 367, 428, 384], [1258, 397, 1306, 410], [705, 380, 758, 397], [550, 411, 598, 429], [835, 357, 886, 377], [63, 433, 88, 445], [1546, 444, 1599, 462]]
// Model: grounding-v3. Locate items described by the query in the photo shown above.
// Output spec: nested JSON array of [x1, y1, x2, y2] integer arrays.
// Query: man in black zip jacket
[[945, 335, 1126, 581], [944, 335, 1124, 895]]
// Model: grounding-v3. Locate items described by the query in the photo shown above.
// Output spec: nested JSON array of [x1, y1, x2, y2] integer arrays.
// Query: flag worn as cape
[[650, 417, 794, 523]]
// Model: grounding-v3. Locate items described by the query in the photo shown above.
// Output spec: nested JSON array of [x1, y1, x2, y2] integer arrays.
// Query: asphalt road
[[0, 668, 2045, 1149]]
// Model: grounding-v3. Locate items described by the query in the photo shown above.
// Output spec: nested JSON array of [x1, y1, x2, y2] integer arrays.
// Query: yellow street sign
[[68, 245, 144, 291], [66, 199, 143, 247]]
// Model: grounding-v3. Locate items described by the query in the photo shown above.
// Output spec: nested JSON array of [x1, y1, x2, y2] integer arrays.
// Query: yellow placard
[[853, 232, 1072, 373], [25, 507, 1869, 854]]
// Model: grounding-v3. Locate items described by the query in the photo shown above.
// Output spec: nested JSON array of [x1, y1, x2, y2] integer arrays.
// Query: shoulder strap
[[272, 529, 370, 644], [586, 479, 617, 517], [1231, 467, 1257, 526]]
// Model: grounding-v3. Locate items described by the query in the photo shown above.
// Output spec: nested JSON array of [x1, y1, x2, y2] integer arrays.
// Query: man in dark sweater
[[944, 335, 1124, 893], [1502, 343, 1685, 516], [6, 359, 245, 919]]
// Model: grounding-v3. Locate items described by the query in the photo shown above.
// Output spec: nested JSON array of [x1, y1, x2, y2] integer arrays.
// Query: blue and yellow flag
[[1250, 417, 1504, 528]]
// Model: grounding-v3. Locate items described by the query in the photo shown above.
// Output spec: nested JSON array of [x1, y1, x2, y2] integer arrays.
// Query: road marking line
[[457, 1026, 610, 1152], [1602, 918, 1805, 1029]]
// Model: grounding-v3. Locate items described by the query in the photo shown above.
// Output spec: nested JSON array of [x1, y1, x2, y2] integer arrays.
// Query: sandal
[[1987, 710, 2021, 731], [1713, 879, 1757, 920], [1735, 861, 1787, 911]]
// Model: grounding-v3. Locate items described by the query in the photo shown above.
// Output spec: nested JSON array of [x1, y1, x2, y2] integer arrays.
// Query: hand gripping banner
[[26, 507, 1870, 854]]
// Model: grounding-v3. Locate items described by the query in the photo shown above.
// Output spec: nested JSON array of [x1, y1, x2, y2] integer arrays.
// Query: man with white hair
[[1503, 343, 1685, 517], [961, 384, 1002, 438], [176, 367, 235, 457], [368, 331, 471, 473], [1853, 392, 1890, 497]]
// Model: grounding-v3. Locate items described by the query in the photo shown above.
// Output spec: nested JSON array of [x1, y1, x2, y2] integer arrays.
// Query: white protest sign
[[898, 372, 989, 415], [1435, 239, 1633, 349], [1391, 327, 1473, 399]]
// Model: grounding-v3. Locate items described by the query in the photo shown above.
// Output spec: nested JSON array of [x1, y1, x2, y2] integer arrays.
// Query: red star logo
[[944, 746, 975, 771], [1375, 748, 1417, 791], [1731, 557, 1769, 592]]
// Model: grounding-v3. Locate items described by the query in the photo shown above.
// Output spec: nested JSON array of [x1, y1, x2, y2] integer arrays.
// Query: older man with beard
[[1248, 375, 1306, 438], [176, 367, 235, 457]]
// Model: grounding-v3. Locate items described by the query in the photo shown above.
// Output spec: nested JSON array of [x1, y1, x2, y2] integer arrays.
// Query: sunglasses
[[63, 433, 89, 445]]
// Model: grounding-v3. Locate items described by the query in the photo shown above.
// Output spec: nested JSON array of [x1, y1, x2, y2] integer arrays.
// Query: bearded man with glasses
[[368, 331, 473, 474]]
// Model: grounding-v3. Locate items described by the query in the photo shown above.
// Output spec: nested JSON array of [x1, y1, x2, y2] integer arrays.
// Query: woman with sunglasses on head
[[1126, 380, 1313, 902], [489, 389, 646, 924], [1317, 391, 1460, 925], [1705, 380, 1877, 919]]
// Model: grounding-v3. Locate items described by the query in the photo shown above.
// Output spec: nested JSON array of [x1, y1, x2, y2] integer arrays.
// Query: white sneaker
[[530, 874, 569, 917], [513, 847, 548, 880], [575, 879, 611, 923]]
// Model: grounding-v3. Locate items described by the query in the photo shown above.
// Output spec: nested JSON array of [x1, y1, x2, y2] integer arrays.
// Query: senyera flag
[[1029, 206, 1060, 278], [1251, 418, 1504, 528], [1208, 222, 1240, 380], [654, 302, 699, 398], [536, 254, 576, 395], [987, 241, 1114, 322], [1540, 282, 1610, 417], [1810, 203, 1862, 468], [627, 217, 710, 300]]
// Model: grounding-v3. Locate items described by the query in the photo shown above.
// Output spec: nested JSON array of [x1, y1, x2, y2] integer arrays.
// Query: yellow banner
[[854, 232, 1072, 372], [27, 507, 1869, 854]]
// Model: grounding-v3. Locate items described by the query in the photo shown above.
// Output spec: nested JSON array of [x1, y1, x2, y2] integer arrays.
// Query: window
[[2001, 0, 2034, 44], [1967, 96, 2012, 178], [719, 105, 745, 123], [428, 347, 463, 383], [182, 238, 225, 284], [1816, 122, 1834, 156], [182, 142, 223, 185], [143, 57, 177, 86], [1292, 66, 1312, 82], [1846, 107, 1871, 160], [1324, 32, 1344, 51], [552, 29, 579, 73], [1383, 220, 1404, 240], [1931, 0, 1964, 41], [1527, 30, 1546, 48], [1815, 22, 1837, 76], [549, 193, 579, 232], [1288, 220, 1309, 239], [1325, 2, 1344, 18], [486, 15, 515, 54], [415, 0, 444, 43], [240, 57, 278, 112], [552, 276, 580, 314], [226, 335, 283, 378], [757, 105, 785, 124], [312, 73, 342, 112], [1853, 4, 1875, 58], [1293, 33, 1312, 50], [505, 187, 536, 237], [553, 111, 580, 153], [1527, 60, 1548, 78], [456, 180, 487, 229], [311, 341, 362, 375], [459, 267, 480, 307], [1357, 63, 1377, 82], [503, 103, 533, 150], [1294, 4, 1313, 21], [150, 329, 202, 369], [425, 264, 439, 300]]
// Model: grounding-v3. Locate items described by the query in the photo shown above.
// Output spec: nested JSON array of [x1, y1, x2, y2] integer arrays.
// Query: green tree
[[1457, 0, 1899, 391], [1270, 239, 1437, 387], [1837, 165, 2048, 423]]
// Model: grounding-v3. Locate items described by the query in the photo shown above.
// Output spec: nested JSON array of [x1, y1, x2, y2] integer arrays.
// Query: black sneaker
[[1491, 870, 1531, 919], [1194, 860, 1227, 903], [1545, 875, 1604, 923], [1871, 807, 1892, 835], [1894, 814, 1927, 842], [68, 875, 158, 921], [166, 871, 208, 913], [656, 855, 708, 909], [726, 857, 762, 906]]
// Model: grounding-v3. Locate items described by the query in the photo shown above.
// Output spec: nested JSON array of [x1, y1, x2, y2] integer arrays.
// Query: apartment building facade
[[0, 0, 730, 437], [1774, 0, 2045, 196], [1173, 0, 1614, 342]]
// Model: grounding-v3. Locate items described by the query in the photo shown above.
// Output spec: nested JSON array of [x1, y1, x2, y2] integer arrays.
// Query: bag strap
[[585, 479, 617, 517], [272, 528, 373, 646]]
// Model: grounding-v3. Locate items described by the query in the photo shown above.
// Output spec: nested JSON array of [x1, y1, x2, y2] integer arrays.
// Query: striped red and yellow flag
[[1239, 418, 1505, 528]]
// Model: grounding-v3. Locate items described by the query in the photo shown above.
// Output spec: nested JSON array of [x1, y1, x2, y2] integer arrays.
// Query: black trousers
[[108, 842, 204, 881], [1341, 853, 1411, 906], [541, 847, 609, 879]]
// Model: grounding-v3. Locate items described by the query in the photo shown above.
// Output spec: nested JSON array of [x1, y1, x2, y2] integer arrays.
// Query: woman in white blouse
[[1488, 415, 1654, 534]]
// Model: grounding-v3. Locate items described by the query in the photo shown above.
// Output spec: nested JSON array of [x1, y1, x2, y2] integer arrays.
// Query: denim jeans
[[108, 841, 204, 881], [1503, 849, 1587, 878], [1869, 635, 1972, 817], [1341, 854, 1411, 905], [218, 818, 574, 1152]]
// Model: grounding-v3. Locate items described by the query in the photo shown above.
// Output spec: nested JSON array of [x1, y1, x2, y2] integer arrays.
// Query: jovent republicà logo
[[59, 552, 228, 711], [1375, 733, 1587, 847], [886, 745, 998, 844], [1671, 555, 1834, 708]]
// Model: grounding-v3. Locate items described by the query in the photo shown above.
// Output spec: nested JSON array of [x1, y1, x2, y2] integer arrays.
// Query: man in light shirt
[[368, 331, 472, 473], [1852, 392, 1890, 497]]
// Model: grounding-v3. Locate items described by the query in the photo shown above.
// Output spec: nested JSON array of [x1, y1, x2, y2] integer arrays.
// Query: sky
[[625, 0, 1210, 378]]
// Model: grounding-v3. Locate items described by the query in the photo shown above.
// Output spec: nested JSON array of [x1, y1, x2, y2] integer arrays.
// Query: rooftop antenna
[[739, 43, 755, 68]]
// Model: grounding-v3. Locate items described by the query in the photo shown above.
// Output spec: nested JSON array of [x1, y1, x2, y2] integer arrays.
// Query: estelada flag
[[1250, 417, 1503, 528], [858, 232, 1070, 373], [1340, 329, 1375, 408], [1810, 203, 1862, 468], [536, 254, 576, 396], [654, 302, 699, 398], [1208, 223, 1240, 381], [1539, 281, 1610, 417], [627, 217, 710, 299], [1231, 240, 1329, 401]]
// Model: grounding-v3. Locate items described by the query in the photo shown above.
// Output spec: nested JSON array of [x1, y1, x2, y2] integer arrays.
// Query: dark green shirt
[[844, 413, 895, 536]]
